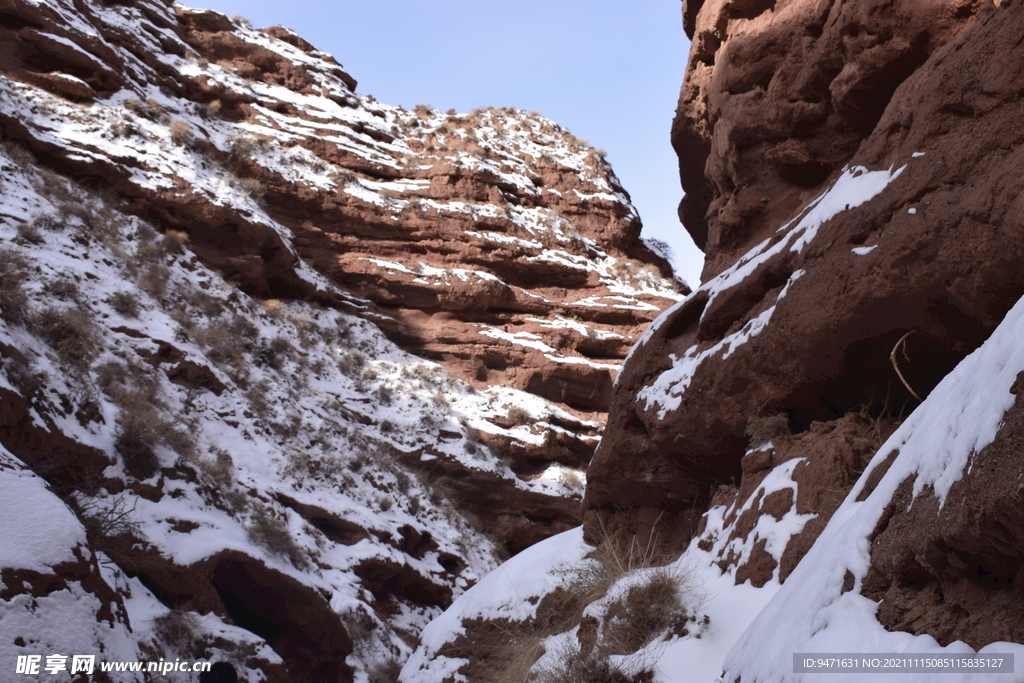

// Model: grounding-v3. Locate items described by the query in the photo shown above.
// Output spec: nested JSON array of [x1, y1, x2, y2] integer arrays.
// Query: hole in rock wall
[[783, 329, 969, 434], [210, 556, 352, 683]]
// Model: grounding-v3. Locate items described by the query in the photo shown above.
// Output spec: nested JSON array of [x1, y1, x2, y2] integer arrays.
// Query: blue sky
[[191, 0, 703, 287]]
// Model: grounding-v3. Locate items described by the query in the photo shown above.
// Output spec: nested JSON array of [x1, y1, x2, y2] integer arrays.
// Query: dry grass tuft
[[507, 405, 531, 427], [744, 413, 790, 450], [32, 307, 96, 368], [115, 414, 160, 479], [168, 120, 195, 148], [246, 504, 306, 568], [108, 290, 140, 318], [0, 246, 30, 323], [152, 609, 203, 657]]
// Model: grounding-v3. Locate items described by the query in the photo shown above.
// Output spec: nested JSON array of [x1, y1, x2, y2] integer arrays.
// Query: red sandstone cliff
[[587, 0, 1024, 656]]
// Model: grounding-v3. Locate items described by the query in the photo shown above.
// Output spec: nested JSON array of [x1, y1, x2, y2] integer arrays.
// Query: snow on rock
[[0, 449, 84, 572], [0, 129, 554, 679], [0, 0, 686, 678], [0, 0, 684, 570], [0, 446, 145, 682], [721, 291, 1024, 683]]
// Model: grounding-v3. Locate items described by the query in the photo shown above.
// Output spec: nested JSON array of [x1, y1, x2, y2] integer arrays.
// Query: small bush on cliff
[[108, 290, 140, 318], [32, 307, 96, 368], [239, 177, 265, 199], [745, 412, 790, 449], [507, 405, 531, 427], [115, 414, 160, 479], [124, 98, 165, 122], [0, 246, 30, 323], [77, 492, 142, 539], [152, 609, 203, 658], [536, 651, 652, 683], [601, 567, 692, 655], [246, 503, 306, 568], [168, 120, 195, 148]]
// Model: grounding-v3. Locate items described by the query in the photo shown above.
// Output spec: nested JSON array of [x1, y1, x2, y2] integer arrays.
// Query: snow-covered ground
[[0, 136, 587, 679]]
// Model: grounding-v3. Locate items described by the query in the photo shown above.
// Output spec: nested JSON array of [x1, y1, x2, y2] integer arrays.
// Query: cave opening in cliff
[[210, 557, 351, 683]]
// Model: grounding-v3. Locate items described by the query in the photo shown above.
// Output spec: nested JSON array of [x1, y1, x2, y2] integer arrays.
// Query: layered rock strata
[[0, 0, 684, 477]]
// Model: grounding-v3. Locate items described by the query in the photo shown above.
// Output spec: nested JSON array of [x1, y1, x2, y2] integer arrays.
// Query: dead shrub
[[115, 414, 160, 479], [168, 120, 195, 147], [200, 99, 222, 119], [338, 350, 367, 376], [162, 229, 189, 256], [227, 134, 272, 166], [114, 394, 196, 479], [194, 321, 245, 369], [32, 307, 96, 367], [108, 290, 140, 318], [16, 221, 44, 244], [94, 360, 129, 399], [3, 356, 47, 401], [0, 246, 30, 323], [152, 609, 203, 657], [561, 470, 584, 488], [602, 568, 688, 655], [535, 649, 652, 683], [138, 263, 170, 297], [507, 405, 531, 427], [125, 98, 165, 121], [44, 277, 79, 301], [250, 336, 294, 372], [366, 658, 403, 683], [201, 448, 234, 485], [76, 492, 142, 539], [246, 505, 305, 568], [744, 413, 790, 449], [33, 213, 61, 232], [284, 450, 342, 481], [239, 177, 265, 199], [260, 298, 288, 317]]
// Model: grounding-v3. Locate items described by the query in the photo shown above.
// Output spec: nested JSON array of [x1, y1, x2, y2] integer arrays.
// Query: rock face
[[0, 0, 683, 680], [587, 0, 1024, 656], [0, 0, 685, 561], [0, 0, 683, 470]]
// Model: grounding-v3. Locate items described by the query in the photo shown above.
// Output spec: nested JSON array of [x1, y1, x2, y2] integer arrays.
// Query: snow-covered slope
[[0, 1, 689, 679], [0, 0, 685, 500], [0, 139, 540, 680]]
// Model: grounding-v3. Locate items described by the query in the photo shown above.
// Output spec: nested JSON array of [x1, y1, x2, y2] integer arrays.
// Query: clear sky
[[190, 0, 704, 287]]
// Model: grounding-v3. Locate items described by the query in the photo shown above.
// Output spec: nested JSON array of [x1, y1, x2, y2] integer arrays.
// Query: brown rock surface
[[692, 412, 894, 587], [0, 0, 684, 485], [863, 372, 1024, 648], [587, 0, 1024, 558], [675, 0, 984, 276], [0, 1, 691, 678]]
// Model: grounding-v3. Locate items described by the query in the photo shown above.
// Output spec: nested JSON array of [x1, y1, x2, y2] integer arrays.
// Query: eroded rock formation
[[0, 0, 684, 482], [587, 0, 1024, 653]]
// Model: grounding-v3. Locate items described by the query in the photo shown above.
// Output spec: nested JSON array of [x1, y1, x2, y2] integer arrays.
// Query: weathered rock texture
[[864, 371, 1024, 648], [0, 0, 683, 482], [587, 0, 1024, 652]]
